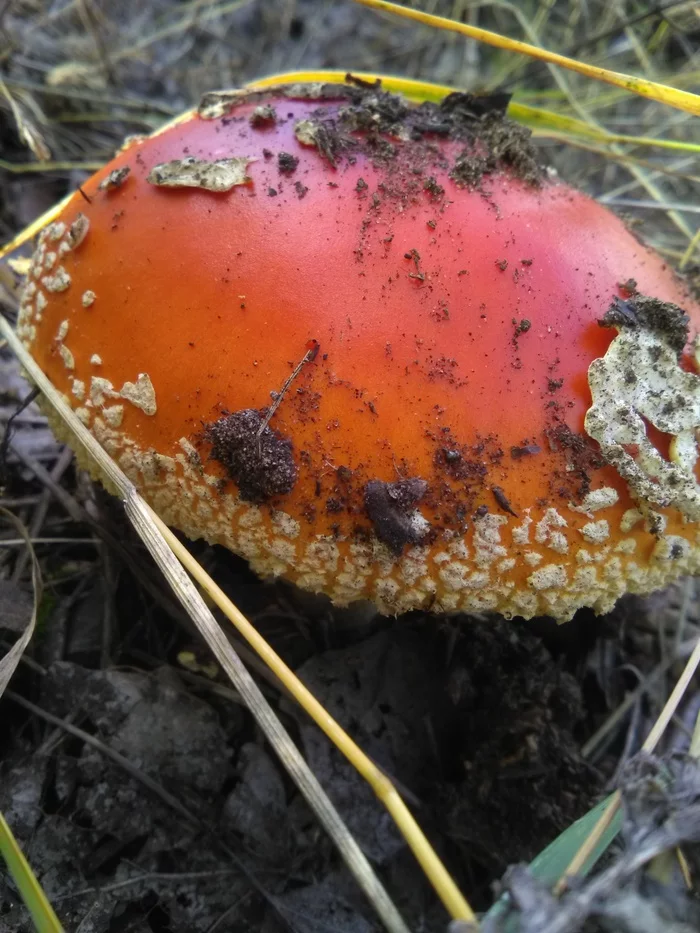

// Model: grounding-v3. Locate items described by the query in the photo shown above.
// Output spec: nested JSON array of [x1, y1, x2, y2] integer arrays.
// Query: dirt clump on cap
[[600, 293, 691, 357], [203, 408, 298, 503], [364, 477, 432, 555]]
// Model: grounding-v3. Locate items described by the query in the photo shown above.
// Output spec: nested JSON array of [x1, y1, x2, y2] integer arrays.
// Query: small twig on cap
[[256, 340, 319, 444]]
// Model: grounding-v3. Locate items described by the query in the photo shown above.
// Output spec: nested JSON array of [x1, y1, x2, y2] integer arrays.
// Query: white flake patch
[[99, 166, 131, 190], [198, 88, 251, 120], [103, 405, 124, 428], [90, 354, 102, 365], [56, 320, 69, 341], [569, 487, 619, 516], [90, 377, 118, 406], [645, 511, 667, 536], [620, 508, 643, 532], [652, 535, 691, 561], [472, 514, 508, 566], [36, 291, 47, 314], [120, 374, 157, 416], [527, 564, 567, 591], [66, 213, 90, 249], [271, 510, 301, 540], [512, 512, 532, 545], [71, 379, 86, 400], [295, 119, 322, 148], [147, 156, 254, 192], [59, 345, 74, 370], [586, 297, 700, 520], [177, 437, 201, 470], [47, 222, 66, 241], [82, 290, 96, 307], [42, 266, 71, 292], [534, 508, 568, 553], [580, 520, 610, 544], [119, 134, 148, 152]]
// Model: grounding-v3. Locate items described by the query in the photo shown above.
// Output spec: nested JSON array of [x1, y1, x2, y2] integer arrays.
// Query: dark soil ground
[[1, 2, 700, 932]]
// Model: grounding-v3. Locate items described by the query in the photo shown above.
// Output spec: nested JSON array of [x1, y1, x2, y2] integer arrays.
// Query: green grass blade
[[0, 810, 63, 933], [482, 794, 622, 927]]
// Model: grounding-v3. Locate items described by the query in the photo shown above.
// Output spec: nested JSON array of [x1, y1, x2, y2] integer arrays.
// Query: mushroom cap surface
[[17, 82, 700, 620]]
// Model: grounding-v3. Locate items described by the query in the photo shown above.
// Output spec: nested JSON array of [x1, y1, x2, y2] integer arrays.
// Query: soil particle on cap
[[546, 422, 604, 502], [437, 445, 488, 484], [249, 104, 277, 127], [203, 408, 298, 503], [511, 443, 541, 459], [277, 151, 299, 174], [423, 176, 444, 199], [492, 485, 517, 517], [451, 110, 543, 189], [364, 477, 431, 555], [272, 82, 544, 186], [345, 72, 382, 90], [294, 118, 352, 167], [599, 293, 690, 357], [66, 213, 90, 249], [98, 166, 131, 191]]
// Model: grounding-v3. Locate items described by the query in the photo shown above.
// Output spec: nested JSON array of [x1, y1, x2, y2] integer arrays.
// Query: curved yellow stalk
[[354, 0, 700, 116]]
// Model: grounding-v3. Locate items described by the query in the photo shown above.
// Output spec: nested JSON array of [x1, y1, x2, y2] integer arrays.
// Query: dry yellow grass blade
[[0, 160, 104, 174], [0, 316, 475, 928], [355, 0, 700, 117], [0, 75, 51, 162], [556, 633, 700, 893], [0, 511, 40, 699], [248, 69, 455, 102]]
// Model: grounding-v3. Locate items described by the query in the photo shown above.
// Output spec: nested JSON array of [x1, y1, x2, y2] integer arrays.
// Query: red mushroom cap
[[17, 81, 700, 620]]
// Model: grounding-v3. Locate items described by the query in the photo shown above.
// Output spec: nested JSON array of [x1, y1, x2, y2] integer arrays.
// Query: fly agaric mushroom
[[15, 79, 700, 621]]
